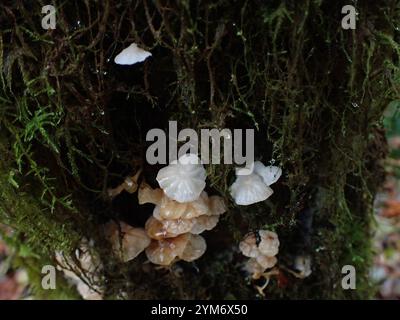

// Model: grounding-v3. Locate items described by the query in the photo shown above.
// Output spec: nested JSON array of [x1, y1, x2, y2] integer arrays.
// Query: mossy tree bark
[[0, 0, 398, 299]]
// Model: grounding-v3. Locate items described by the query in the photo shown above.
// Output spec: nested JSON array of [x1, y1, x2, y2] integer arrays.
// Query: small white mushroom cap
[[230, 173, 273, 205], [156, 154, 206, 203], [253, 161, 282, 186], [114, 43, 152, 65]]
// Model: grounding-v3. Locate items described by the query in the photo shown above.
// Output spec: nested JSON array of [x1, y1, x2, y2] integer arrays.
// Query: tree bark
[[0, 0, 398, 299]]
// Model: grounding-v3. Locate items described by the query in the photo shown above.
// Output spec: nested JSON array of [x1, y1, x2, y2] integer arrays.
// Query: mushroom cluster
[[156, 153, 207, 203], [239, 230, 280, 279], [230, 161, 282, 205], [106, 154, 226, 266], [140, 154, 226, 265]]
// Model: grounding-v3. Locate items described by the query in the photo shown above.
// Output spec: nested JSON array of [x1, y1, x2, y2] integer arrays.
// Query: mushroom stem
[[254, 267, 280, 297], [107, 168, 142, 198]]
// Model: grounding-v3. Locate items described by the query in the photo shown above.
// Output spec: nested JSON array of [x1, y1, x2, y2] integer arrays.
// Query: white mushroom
[[156, 154, 206, 203], [230, 173, 273, 205], [114, 43, 152, 65], [253, 161, 282, 186]]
